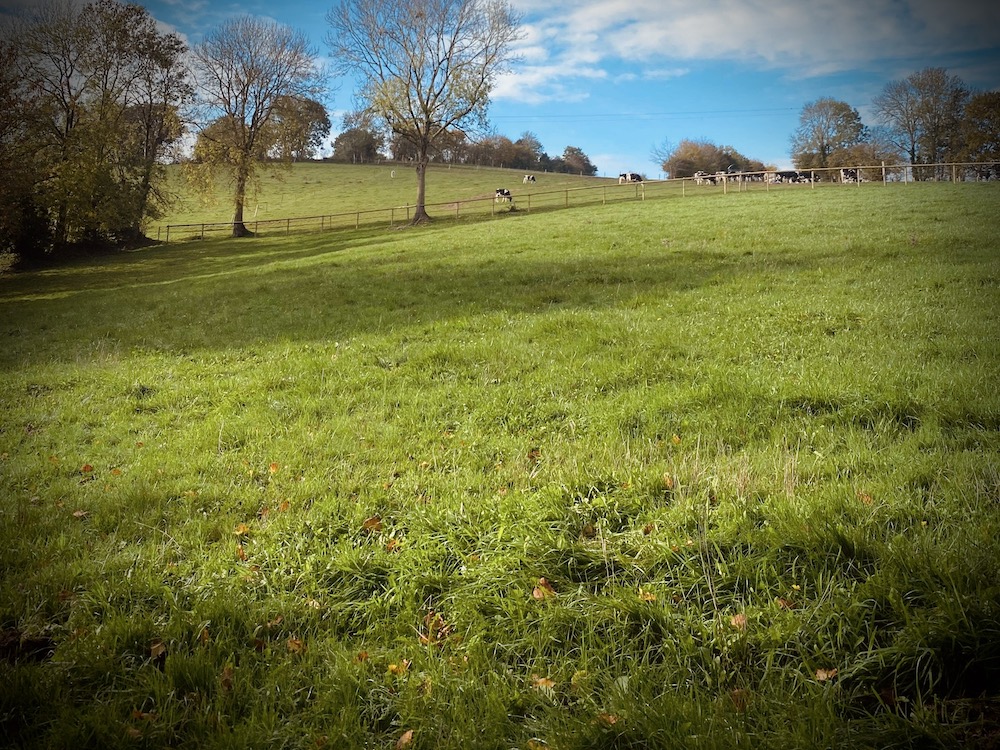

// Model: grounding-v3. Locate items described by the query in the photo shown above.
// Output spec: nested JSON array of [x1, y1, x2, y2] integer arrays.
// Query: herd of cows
[[492, 164, 999, 202]]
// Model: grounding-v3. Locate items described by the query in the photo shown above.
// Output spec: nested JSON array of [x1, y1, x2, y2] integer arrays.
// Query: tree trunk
[[232, 165, 252, 237], [411, 158, 430, 224]]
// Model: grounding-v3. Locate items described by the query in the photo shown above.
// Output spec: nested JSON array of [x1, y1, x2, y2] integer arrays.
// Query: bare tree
[[874, 68, 968, 179], [192, 17, 324, 236], [326, 0, 521, 224], [873, 79, 921, 167]]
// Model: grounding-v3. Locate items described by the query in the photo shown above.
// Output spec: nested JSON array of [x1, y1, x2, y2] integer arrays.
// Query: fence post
[[882, 161, 886, 186], [287, 218, 291, 234]]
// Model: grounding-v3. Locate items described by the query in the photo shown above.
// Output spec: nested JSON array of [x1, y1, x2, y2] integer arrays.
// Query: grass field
[[152, 162, 623, 239], [2, 167, 999, 748]]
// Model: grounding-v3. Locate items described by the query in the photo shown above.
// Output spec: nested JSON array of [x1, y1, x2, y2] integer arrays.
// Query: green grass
[[2, 171, 1000, 748], [152, 162, 620, 238]]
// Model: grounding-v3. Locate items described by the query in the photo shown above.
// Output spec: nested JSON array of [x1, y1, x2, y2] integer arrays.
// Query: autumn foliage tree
[[655, 139, 767, 178], [961, 91, 1000, 164], [3, 0, 190, 261]]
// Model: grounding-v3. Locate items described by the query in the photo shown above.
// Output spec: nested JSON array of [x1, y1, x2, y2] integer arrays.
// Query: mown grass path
[[2, 181, 999, 748]]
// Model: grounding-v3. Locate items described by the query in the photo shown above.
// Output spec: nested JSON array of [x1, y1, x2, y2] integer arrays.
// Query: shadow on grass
[[0, 208, 821, 370]]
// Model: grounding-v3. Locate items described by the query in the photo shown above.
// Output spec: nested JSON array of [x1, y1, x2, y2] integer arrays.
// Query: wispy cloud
[[508, 0, 1000, 96]]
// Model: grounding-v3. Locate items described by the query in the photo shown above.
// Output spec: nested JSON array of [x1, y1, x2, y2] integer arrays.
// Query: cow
[[495, 188, 512, 203], [618, 172, 642, 184], [840, 168, 859, 183], [774, 171, 801, 183], [693, 170, 716, 185], [522, 174, 536, 184]]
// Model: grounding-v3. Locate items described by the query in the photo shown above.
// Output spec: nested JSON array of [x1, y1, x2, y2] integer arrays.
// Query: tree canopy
[[2, 0, 190, 263], [655, 139, 769, 178], [790, 98, 865, 169]]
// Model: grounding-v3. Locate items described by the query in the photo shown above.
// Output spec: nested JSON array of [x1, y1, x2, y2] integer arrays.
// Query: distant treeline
[[656, 69, 999, 179], [330, 125, 598, 176]]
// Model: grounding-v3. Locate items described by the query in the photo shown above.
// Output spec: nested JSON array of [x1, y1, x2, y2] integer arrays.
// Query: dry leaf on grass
[[532, 577, 556, 599]]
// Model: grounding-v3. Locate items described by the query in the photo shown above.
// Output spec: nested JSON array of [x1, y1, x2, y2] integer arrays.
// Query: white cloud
[[508, 0, 1000, 94]]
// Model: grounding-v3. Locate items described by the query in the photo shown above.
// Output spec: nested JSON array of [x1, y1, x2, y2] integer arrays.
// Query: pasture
[[151, 162, 617, 238], [2, 170, 999, 748]]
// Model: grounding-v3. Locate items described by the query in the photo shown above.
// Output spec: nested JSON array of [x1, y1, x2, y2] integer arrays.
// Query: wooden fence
[[157, 161, 998, 243]]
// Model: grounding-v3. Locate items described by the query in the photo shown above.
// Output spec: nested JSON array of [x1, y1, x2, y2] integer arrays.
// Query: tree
[[873, 79, 921, 167], [874, 68, 968, 179], [269, 97, 331, 161], [655, 138, 767, 178], [559, 146, 597, 175], [514, 131, 544, 170], [790, 98, 865, 170], [7, 0, 191, 254], [0, 41, 46, 260], [332, 126, 384, 162], [962, 91, 1000, 163], [912, 68, 968, 174], [326, 0, 521, 224], [192, 16, 324, 236]]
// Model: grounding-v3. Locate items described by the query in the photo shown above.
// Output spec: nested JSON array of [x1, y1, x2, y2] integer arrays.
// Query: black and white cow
[[495, 188, 512, 203], [774, 170, 801, 183], [522, 174, 536, 184], [618, 172, 642, 184], [693, 170, 716, 185], [840, 168, 859, 183]]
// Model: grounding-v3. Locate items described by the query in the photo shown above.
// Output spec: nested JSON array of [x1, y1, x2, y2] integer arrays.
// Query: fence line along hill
[[154, 160, 1000, 243]]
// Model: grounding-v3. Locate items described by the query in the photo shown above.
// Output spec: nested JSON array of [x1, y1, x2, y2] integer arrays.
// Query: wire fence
[[157, 161, 999, 243]]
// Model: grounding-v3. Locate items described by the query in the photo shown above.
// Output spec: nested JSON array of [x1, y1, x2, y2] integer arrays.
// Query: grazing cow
[[495, 188, 512, 203], [618, 172, 642, 184], [693, 170, 716, 185], [840, 168, 859, 183], [522, 174, 536, 184], [774, 170, 801, 183]]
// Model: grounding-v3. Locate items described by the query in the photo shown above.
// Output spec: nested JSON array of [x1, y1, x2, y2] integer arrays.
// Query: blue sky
[[7, 0, 999, 175]]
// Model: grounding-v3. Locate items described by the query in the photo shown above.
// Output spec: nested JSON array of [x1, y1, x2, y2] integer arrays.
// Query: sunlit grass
[[1, 179, 999, 748]]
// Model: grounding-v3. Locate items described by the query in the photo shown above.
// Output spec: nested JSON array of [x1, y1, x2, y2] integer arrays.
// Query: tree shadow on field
[[0, 228, 401, 302], [0, 217, 820, 369]]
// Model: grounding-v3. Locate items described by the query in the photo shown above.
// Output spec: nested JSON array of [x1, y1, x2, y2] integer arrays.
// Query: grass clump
[[1, 175, 999, 748]]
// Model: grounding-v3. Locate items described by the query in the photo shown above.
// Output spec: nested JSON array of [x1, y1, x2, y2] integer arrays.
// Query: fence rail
[[157, 161, 999, 243]]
